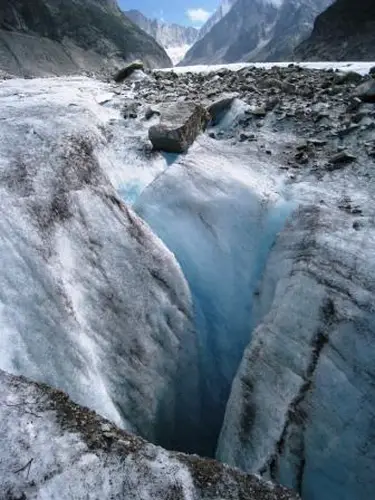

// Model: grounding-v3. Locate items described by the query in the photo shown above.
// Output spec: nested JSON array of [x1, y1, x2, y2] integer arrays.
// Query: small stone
[[307, 138, 327, 147], [346, 97, 362, 113], [265, 97, 280, 111], [295, 151, 309, 164], [250, 106, 267, 117], [122, 100, 140, 119], [103, 431, 115, 439], [328, 150, 356, 167]]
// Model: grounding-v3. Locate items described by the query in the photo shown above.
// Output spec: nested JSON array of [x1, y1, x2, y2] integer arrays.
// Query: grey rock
[[328, 150, 357, 166], [354, 79, 375, 103], [149, 102, 210, 153], [114, 61, 145, 83], [334, 71, 363, 85]]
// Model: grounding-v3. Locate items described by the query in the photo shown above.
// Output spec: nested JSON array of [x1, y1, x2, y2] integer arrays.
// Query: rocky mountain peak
[[125, 9, 198, 65], [181, 0, 332, 65], [0, 0, 172, 77], [295, 0, 375, 60]]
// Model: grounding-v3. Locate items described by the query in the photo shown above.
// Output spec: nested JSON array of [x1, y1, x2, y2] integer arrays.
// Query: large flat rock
[[148, 102, 210, 153]]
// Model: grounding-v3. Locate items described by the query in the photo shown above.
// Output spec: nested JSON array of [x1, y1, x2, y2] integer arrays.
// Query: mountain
[[181, 0, 332, 66], [125, 9, 198, 65], [0, 0, 171, 78], [295, 0, 375, 60], [197, 0, 237, 40]]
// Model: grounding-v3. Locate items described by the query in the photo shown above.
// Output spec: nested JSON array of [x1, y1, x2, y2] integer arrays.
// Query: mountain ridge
[[125, 9, 198, 65], [181, 0, 332, 66], [0, 0, 172, 77], [295, 0, 375, 60]]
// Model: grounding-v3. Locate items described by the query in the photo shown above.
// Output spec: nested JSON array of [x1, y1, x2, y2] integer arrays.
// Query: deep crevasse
[[134, 137, 294, 456]]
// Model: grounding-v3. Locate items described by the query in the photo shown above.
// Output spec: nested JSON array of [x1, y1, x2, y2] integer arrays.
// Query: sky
[[118, 1, 221, 26]]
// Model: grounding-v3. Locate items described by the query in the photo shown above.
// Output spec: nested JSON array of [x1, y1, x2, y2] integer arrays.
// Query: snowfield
[[165, 44, 193, 65]]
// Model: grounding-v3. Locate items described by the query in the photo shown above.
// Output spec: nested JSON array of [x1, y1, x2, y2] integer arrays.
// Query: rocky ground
[[123, 64, 375, 165]]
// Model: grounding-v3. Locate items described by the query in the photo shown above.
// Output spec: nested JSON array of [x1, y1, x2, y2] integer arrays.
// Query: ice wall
[[135, 137, 294, 455], [216, 202, 375, 500], [0, 77, 200, 452]]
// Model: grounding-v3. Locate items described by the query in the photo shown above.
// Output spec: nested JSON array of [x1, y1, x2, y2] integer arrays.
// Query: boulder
[[207, 93, 239, 125], [149, 102, 210, 153], [334, 71, 362, 85], [354, 79, 375, 103], [113, 60, 144, 83]]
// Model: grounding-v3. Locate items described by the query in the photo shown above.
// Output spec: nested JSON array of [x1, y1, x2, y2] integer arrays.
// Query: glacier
[[0, 76, 201, 453], [1, 62, 375, 500]]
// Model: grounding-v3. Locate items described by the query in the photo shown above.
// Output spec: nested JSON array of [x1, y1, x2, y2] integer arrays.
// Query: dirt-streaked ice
[[0, 76, 200, 451]]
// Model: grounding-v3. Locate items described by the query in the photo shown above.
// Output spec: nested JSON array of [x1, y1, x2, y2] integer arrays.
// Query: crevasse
[[133, 140, 294, 456]]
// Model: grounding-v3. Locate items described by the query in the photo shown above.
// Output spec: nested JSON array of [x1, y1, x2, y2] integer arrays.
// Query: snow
[[0, 76, 200, 452], [160, 61, 375, 75], [0, 369, 298, 500], [165, 44, 193, 65]]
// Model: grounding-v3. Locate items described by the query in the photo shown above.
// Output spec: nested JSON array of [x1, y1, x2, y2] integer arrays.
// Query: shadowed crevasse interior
[[133, 164, 294, 457]]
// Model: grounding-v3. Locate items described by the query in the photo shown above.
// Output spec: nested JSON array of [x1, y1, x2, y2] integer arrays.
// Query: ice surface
[[0, 369, 298, 500], [215, 146, 375, 498], [0, 76, 200, 451]]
